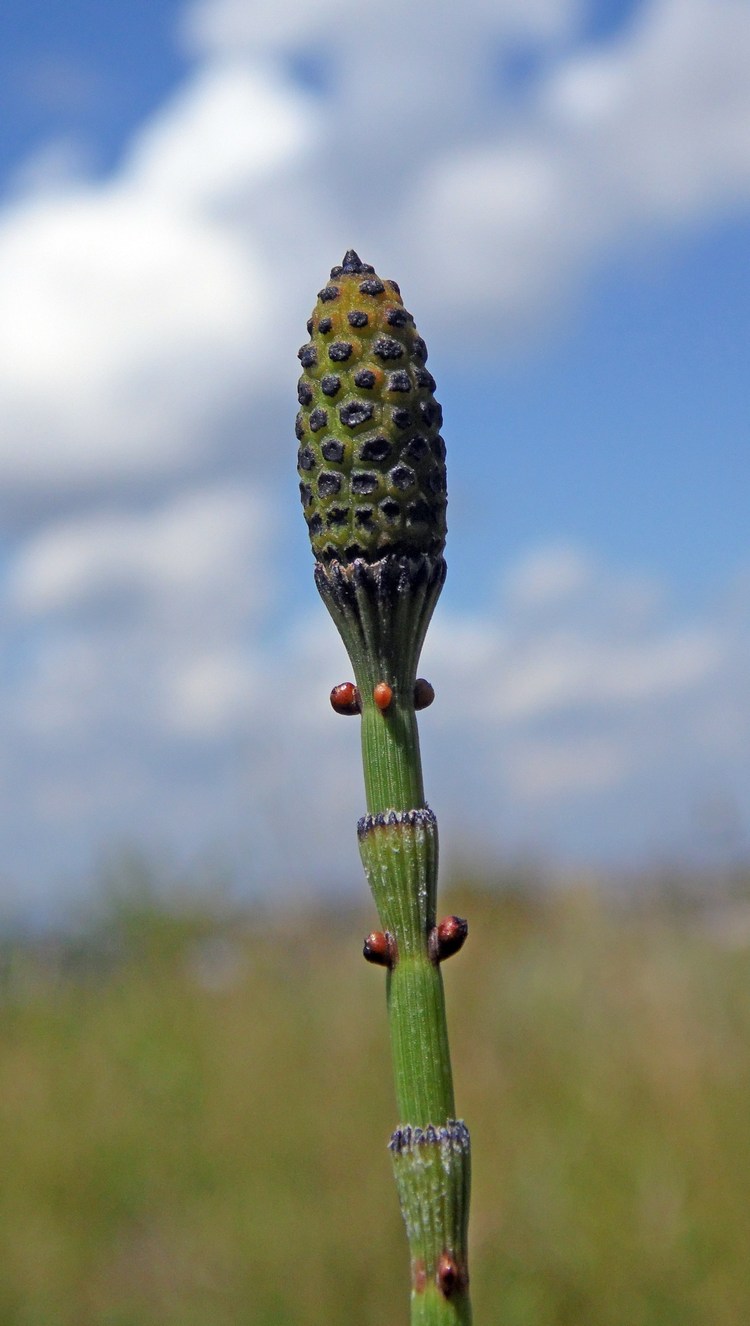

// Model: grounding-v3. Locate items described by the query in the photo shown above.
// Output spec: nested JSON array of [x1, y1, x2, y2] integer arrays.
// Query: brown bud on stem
[[330, 681, 361, 715], [437, 1251, 466, 1298], [373, 681, 393, 711], [429, 915, 468, 963], [414, 678, 435, 710], [363, 930, 397, 968]]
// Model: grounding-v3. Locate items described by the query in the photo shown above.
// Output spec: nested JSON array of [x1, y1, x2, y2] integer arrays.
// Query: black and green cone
[[296, 250, 447, 565]]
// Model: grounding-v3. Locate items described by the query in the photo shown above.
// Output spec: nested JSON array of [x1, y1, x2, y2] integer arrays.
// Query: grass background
[[1, 872, 749, 1325]]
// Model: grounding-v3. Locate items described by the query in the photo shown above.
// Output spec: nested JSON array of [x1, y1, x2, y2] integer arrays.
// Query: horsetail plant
[[296, 250, 472, 1324]]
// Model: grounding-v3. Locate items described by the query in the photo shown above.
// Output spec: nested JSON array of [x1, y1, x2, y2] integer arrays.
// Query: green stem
[[315, 556, 472, 1325], [360, 696, 425, 814]]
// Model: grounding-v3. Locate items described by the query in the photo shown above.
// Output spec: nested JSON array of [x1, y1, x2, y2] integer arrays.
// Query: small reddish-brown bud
[[330, 681, 361, 715], [437, 1252, 464, 1298], [373, 681, 393, 711], [363, 930, 396, 967], [414, 678, 435, 710], [430, 915, 468, 963]]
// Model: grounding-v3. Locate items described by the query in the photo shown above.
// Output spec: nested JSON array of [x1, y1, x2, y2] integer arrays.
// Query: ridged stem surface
[[316, 557, 472, 1324]]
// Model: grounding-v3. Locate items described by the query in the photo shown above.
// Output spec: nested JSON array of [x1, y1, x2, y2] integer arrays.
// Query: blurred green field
[[1, 877, 749, 1326]]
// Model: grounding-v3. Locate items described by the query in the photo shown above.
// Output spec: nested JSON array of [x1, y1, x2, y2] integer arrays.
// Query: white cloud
[[508, 736, 628, 800], [504, 545, 593, 609], [164, 649, 258, 736], [13, 634, 106, 738], [0, 57, 320, 493], [126, 60, 318, 206], [492, 625, 723, 720], [0, 188, 263, 484], [4, 135, 95, 199], [410, 0, 750, 330], [545, 0, 750, 222], [2, 482, 272, 768], [425, 549, 725, 726], [8, 485, 269, 619], [428, 615, 725, 726], [180, 0, 575, 58]]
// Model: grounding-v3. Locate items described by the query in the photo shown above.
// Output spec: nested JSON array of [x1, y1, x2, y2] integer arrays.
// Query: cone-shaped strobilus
[[297, 251, 472, 1325]]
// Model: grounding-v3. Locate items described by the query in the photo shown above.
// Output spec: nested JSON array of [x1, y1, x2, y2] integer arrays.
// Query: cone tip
[[330, 249, 375, 278]]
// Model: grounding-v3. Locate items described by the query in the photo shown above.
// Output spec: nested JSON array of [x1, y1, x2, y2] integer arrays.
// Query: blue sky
[[0, 0, 748, 916], [442, 220, 749, 612], [0, 2, 187, 181]]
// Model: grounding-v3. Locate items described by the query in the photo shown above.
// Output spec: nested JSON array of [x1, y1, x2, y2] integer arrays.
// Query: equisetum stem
[[315, 559, 472, 1325], [360, 691, 425, 814], [358, 693, 453, 1123], [298, 252, 472, 1324], [358, 696, 471, 1325]]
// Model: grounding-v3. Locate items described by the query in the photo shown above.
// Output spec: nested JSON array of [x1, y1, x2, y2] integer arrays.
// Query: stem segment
[[316, 555, 472, 1324]]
